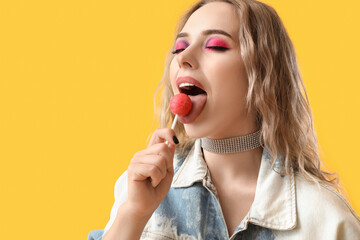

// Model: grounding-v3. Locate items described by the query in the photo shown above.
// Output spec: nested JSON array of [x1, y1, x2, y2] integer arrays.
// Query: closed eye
[[172, 49, 185, 54], [172, 46, 228, 54], [206, 46, 229, 51]]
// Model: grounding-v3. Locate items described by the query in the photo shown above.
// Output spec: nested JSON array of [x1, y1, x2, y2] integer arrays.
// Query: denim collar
[[172, 139, 297, 231]]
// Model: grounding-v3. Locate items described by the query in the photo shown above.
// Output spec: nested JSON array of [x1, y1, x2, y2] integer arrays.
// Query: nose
[[176, 45, 198, 69]]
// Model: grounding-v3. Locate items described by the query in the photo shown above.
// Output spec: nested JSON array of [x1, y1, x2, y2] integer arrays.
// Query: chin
[[183, 123, 209, 139]]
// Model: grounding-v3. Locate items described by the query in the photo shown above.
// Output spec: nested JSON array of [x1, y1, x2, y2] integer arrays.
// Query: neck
[[202, 146, 263, 183]]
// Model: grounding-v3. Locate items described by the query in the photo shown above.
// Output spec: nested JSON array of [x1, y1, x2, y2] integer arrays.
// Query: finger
[[155, 167, 174, 194], [165, 143, 176, 165], [149, 128, 178, 146], [136, 153, 168, 177], [140, 143, 175, 170], [129, 162, 167, 188]]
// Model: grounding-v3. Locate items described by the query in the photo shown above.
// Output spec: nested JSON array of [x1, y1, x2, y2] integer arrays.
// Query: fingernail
[[173, 136, 179, 144]]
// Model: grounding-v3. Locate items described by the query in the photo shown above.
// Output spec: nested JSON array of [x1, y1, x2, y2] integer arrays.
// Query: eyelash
[[171, 46, 229, 54]]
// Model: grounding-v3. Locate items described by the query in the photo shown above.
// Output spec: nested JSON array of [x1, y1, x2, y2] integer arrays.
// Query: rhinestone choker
[[200, 129, 264, 154]]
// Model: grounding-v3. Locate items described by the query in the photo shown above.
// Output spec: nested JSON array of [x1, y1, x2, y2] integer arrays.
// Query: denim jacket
[[88, 139, 360, 239]]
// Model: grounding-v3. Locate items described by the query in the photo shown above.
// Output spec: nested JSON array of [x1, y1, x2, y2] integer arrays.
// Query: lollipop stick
[[171, 114, 178, 130], [165, 114, 178, 145]]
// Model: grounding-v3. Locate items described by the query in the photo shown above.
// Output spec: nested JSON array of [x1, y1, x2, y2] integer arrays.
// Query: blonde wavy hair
[[154, 0, 339, 189]]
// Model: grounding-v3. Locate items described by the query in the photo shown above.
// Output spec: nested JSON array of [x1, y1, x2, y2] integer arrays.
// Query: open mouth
[[178, 83, 207, 96]]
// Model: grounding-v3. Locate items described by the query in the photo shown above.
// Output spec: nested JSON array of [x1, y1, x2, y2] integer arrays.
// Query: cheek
[[169, 59, 179, 92], [208, 57, 248, 95]]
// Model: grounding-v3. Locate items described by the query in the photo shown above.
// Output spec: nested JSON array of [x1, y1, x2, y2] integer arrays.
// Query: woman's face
[[169, 2, 258, 139]]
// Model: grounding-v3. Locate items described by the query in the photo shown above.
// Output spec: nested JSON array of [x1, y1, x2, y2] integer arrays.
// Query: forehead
[[181, 2, 239, 37]]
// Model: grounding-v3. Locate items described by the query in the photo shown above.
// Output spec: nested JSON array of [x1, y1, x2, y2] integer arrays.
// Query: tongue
[[178, 94, 207, 124]]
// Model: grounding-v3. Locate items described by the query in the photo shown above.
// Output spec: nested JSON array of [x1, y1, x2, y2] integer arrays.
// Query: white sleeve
[[102, 170, 128, 237]]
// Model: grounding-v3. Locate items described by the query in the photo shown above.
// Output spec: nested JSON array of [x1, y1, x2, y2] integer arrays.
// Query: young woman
[[89, 0, 360, 239]]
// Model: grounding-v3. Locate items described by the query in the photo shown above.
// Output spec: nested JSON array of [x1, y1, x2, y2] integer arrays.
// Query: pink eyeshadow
[[206, 37, 229, 48], [176, 40, 188, 49]]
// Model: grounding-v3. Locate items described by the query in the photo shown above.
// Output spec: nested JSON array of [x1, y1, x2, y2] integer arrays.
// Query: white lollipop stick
[[165, 114, 178, 144], [171, 114, 178, 130]]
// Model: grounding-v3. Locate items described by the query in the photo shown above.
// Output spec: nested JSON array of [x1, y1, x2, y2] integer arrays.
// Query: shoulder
[[294, 174, 360, 238], [295, 174, 359, 220]]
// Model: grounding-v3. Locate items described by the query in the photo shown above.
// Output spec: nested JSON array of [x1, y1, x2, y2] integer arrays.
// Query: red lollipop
[[165, 93, 192, 144], [170, 93, 192, 116]]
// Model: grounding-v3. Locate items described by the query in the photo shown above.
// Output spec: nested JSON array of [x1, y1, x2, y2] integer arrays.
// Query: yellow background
[[0, 0, 359, 239]]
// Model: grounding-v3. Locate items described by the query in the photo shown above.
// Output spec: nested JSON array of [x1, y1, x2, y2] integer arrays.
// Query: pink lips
[[176, 76, 206, 93]]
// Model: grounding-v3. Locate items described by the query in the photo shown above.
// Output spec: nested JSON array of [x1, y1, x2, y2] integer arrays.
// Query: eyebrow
[[175, 29, 233, 40]]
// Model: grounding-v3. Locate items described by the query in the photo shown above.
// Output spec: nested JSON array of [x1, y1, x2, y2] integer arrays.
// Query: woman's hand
[[103, 129, 178, 240], [125, 128, 178, 218]]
